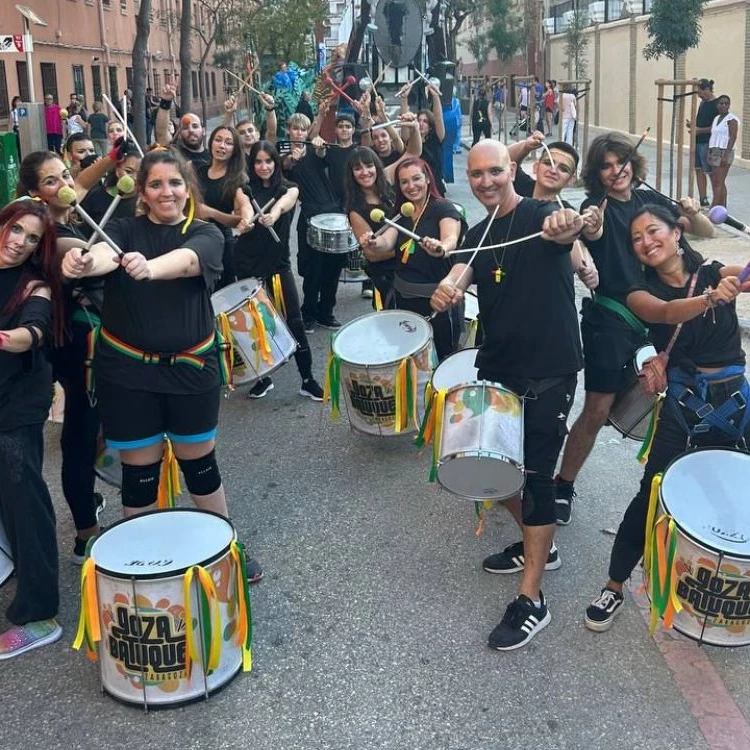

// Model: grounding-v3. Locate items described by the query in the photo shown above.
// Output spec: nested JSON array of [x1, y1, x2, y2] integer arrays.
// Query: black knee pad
[[521, 473, 556, 527], [177, 449, 222, 496], [121, 461, 161, 509]]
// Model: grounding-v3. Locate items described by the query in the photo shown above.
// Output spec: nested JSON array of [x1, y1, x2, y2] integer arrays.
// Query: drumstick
[[58, 187, 125, 258], [373, 201, 414, 237], [244, 188, 280, 243], [369, 208, 427, 245], [372, 61, 391, 89], [446, 230, 544, 255], [427, 206, 499, 321], [84, 175, 136, 251], [598, 127, 650, 208], [325, 75, 358, 108], [412, 66, 441, 95], [222, 67, 265, 98], [102, 93, 145, 158], [356, 119, 402, 136]]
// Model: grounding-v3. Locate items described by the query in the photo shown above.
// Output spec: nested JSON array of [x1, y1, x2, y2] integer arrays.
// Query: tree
[[468, 0, 527, 70], [564, 10, 589, 80], [643, 0, 708, 72], [180, 0, 193, 113], [131, 0, 151, 146]]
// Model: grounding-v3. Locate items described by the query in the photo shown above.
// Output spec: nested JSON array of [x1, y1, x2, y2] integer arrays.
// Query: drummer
[[0, 198, 65, 658], [584, 203, 750, 632], [359, 157, 465, 361], [234, 140, 324, 401], [61, 149, 263, 583], [430, 140, 585, 650]]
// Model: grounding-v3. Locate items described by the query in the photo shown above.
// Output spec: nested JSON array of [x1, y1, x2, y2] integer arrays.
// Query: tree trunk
[[180, 0, 192, 114], [131, 0, 151, 147]]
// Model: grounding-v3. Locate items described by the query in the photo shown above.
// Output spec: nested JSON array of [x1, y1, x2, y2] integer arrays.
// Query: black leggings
[[390, 291, 459, 362], [52, 319, 100, 531], [608, 386, 750, 583], [262, 269, 313, 381], [0, 423, 59, 624], [297, 217, 346, 322]]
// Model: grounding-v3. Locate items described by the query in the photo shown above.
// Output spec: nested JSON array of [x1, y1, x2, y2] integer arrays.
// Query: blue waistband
[[668, 365, 746, 400]]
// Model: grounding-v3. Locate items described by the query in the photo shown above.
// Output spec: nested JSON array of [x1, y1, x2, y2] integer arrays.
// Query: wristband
[[264, 106, 276, 112], [159, 98, 172, 110]]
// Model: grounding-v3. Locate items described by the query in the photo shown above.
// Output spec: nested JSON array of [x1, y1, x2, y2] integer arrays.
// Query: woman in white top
[[561, 86, 577, 146], [708, 94, 739, 208], [66, 102, 86, 137]]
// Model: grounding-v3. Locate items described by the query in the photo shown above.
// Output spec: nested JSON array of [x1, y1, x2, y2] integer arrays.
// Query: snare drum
[[426, 349, 525, 499], [307, 213, 357, 254], [608, 345, 658, 441], [330, 310, 435, 436], [0, 516, 12, 586], [647, 449, 750, 646], [84, 509, 251, 707], [340, 248, 369, 283], [212, 278, 297, 387]]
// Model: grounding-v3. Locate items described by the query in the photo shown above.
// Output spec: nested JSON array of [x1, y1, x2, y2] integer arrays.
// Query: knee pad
[[521, 473, 556, 527], [121, 461, 161, 509], [177, 449, 221, 497]]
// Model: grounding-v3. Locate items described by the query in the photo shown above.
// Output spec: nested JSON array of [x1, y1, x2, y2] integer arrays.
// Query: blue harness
[[667, 365, 750, 447]]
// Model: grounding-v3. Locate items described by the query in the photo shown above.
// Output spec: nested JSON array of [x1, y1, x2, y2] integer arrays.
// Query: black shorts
[[96, 381, 221, 449], [580, 297, 648, 394]]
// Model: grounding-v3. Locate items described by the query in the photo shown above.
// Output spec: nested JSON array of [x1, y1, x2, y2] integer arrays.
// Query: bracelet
[[264, 106, 275, 112], [159, 98, 172, 110]]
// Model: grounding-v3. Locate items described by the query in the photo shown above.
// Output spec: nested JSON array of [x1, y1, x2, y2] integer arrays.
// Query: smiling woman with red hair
[[0, 198, 65, 660]]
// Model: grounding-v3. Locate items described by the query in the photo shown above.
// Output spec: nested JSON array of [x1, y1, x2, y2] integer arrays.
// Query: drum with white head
[[307, 213, 357, 254]]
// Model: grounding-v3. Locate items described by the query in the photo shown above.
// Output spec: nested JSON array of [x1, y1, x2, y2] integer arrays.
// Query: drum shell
[[654, 449, 750, 647], [608, 380, 656, 441], [211, 278, 297, 386], [307, 213, 357, 254], [91, 512, 243, 706], [436, 381, 525, 500]]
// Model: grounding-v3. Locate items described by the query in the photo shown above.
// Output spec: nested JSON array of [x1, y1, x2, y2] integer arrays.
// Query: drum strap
[[393, 275, 439, 299], [593, 293, 649, 336], [667, 366, 750, 445], [99, 327, 216, 367]]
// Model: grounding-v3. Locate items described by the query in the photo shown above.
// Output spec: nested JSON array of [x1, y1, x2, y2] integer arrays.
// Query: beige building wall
[[546, 0, 748, 159]]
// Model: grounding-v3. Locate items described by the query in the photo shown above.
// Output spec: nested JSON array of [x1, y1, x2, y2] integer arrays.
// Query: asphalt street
[[1, 143, 750, 750]]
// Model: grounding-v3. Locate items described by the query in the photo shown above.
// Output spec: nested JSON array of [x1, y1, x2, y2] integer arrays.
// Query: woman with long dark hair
[[584, 203, 750, 632], [233, 140, 323, 401], [196, 125, 254, 289], [0, 198, 65, 658]]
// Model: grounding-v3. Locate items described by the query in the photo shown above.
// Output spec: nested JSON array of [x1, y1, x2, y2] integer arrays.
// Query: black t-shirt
[[349, 195, 399, 275], [512, 169, 573, 209], [283, 148, 339, 219], [79, 183, 138, 236], [581, 188, 673, 304], [234, 180, 295, 279], [0, 264, 53, 430], [421, 132, 445, 196], [696, 99, 720, 145], [326, 144, 355, 210], [176, 144, 211, 169], [57, 221, 106, 316], [95, 217, 224, 394], [380, 148, 402, 168], [629, 261, 745, 370], [196, 164, 238, 240], [396, 198, 463, 284], [455, 198, 582, 380]]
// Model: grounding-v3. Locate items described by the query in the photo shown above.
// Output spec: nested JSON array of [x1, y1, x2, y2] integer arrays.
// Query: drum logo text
[[108, 604, 187, 680], [676, 563, 750, 628], [349, 377, 396, 420]]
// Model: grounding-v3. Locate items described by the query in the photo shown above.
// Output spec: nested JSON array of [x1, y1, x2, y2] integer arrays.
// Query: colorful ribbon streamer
[[271, 274, 287, 320], [637, 395, 663, 464], [216, 312, 235, 388], [72, 557, 101, 661], [394, 357, 418, 433], [183, 565, 222, 680], [642, 472, 662, 576], [230, 541, 254, 672], [429, 388, 447, 482], [323, 348, 341, 420], [248, 300, 273, 367], [374, 288, 383, 312], [157, 438, 182, 510], [648, 515, 683, 633]]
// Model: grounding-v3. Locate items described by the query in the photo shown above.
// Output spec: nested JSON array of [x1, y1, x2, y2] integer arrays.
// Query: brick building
[[0, 0, 225, 128]]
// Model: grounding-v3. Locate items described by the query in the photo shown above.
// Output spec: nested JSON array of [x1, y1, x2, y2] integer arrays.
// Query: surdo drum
[[76, 510, 252, 708], [307, 213, 358, 254], [420, 348, 525, 500], [646, 449, 750, 646], [608, 345, 659, 441]]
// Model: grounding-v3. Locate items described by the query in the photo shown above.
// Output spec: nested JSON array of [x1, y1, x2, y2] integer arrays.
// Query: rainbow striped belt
[[99, 327, 215, 369]]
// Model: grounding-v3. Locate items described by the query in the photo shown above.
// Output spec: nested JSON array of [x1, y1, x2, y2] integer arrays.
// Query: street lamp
[[15, 4, 47, 102]]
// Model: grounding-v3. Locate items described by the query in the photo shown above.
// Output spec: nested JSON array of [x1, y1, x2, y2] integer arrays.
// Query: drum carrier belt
[[593, 293, 649, 337], [667, 365, 750, 448]]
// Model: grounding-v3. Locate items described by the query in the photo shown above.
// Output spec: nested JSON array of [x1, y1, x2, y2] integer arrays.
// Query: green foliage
[[482, 0, 527, 62], [643, 0, 708, 60], [564, 11, 589, 79]]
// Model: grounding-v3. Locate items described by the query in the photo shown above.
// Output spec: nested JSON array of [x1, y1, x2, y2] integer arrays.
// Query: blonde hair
[[287, 113, 311, 131]]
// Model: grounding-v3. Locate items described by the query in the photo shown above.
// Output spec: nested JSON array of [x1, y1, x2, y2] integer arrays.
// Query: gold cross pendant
[[493, 267, 505, 284]]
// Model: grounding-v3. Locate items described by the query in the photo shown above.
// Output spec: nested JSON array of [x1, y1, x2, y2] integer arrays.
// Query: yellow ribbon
[[72, 556, 101, 660], [157, 438, 182, 510], [271, 274, 287, 319], [248, 300, 273, 367], [217, 311, 235, 363], [196, 566, 222, 673], [183, 564, 222, 680], [374, 288, 383, 311], [229, 541, 254, 672], [394, 359, 407, 433], [642, 473, 662, 576]]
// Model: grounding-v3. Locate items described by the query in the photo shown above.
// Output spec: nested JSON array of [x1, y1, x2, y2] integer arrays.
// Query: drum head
[[431, 349, 479, 390], [310, 213, 349, 231], [90, 509, 235, 578], [661, 449, 750, 557], [211, 278, 261, 315], [634, 345, 658, 374], [333, 310, 431, 366]]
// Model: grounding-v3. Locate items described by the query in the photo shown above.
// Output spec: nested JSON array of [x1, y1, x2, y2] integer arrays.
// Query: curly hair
[[581, 132, 648, 197]]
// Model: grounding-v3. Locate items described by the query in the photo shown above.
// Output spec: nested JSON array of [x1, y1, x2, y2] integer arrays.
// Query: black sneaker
[[700, 196, 710, 208], [303, 318, 315, 334], [555, 478, 575, 526], [488, 593, 551, 651], [584, 587, 625, 632], [299, 378, 324, 401], [316, 316, 342, 330], [245, 556, 264, 584], [73, 527, 105, 566], [247, 377, 274, 399], [482, 541, 561, 574], [94, 491, 106, 521]]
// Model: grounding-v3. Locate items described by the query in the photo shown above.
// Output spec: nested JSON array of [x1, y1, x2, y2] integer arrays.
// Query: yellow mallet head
[[369, 208, 385, 223], [57, 186, 77, 206], [116, 174, 136, 195], [400, 202, 415, 218]]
